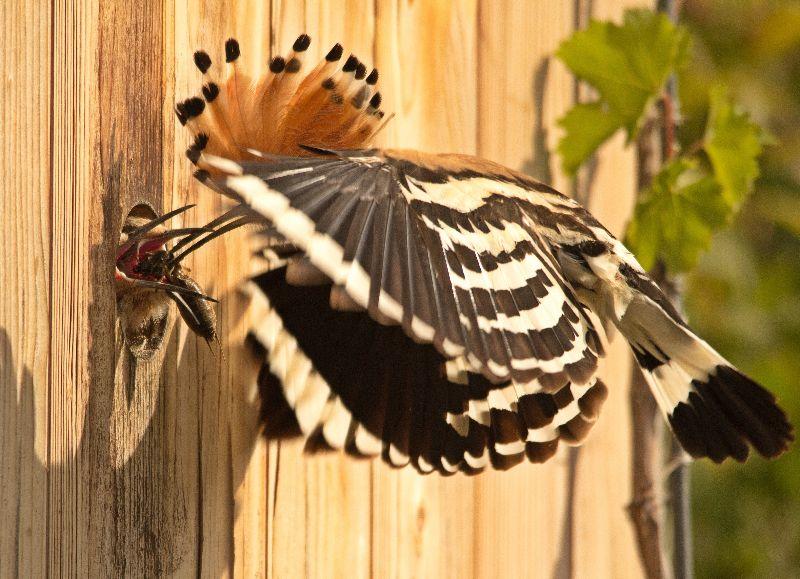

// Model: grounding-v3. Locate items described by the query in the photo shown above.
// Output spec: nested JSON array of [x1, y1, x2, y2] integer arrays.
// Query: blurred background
[[680, 1, 800, 576]]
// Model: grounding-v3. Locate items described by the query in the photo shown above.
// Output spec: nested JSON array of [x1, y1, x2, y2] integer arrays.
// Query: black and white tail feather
[[178, 35, 792, 474]]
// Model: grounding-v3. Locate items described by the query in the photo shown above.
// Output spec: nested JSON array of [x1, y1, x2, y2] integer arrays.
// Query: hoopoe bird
[[177, 35, 792, 475]]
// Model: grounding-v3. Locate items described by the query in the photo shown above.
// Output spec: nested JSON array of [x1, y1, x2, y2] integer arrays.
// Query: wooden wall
[[1, 1, 649, 577]]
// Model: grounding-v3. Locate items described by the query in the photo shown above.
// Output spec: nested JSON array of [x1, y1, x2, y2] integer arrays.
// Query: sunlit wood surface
[[1, 1, 647, 576]]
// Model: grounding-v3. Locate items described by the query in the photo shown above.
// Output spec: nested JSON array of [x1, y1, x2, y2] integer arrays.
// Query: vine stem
[[659, 2, 694, 577], [629, 115, 669, 579], [661, 90, 678, 161], [628, 2, 694, 579]]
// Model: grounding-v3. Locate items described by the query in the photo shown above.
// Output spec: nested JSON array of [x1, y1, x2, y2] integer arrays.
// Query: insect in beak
[[115, 203, 252, 358]]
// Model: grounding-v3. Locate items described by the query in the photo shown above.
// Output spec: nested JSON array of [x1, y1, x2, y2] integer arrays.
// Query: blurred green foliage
[[682, 1, 800, 576]]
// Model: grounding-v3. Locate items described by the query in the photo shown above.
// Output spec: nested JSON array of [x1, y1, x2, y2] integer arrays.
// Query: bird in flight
[[175, 34, 792, 475]]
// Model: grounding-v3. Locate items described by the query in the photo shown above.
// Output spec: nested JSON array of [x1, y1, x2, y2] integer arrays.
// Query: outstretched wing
[[199, 147, 604, 389], [245, 265, 609, 474]]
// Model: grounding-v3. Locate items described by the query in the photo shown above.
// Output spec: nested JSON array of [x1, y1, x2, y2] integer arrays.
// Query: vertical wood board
[[0, 1, 648, 577]]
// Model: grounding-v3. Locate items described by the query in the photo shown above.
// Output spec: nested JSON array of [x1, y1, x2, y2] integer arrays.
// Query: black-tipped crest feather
[[224, 38, 240, 62], [193, 50, 212, 73], [325, 43, 344, 61]]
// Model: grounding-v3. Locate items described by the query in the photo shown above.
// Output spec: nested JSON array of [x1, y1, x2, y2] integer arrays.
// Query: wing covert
[[199, 147, 603, 387]]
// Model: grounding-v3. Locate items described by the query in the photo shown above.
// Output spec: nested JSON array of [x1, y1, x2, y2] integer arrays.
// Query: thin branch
[[669, 437, 693, 579], [628, 2, 694, 576], [659, 1, 694, 575], [660, 91, 678, 161], [628, 365, 667, 579], [629, 114, 669, 579]]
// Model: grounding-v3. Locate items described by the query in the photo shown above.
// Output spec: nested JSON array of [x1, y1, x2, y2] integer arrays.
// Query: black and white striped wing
[[246, 265, 609, 474], [203, 149, 603, 388]]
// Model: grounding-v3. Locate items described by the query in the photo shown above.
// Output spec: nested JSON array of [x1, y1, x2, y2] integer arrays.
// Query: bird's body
[[177, 35, 792, 473]]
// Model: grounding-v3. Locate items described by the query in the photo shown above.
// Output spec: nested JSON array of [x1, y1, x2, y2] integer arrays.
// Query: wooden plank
[[173, 5, 239, 576], [305, 0, 376, 59], [211, 5, 286, 567], [45, 1, 263, 575], [300, 7, 375, 579], [476, 2, 652, 577], [376, 0, 478, 153], [266, 3, 377, 578], [265, 4, 321, 574], [47, 1, 101, 576], [370, 2, 478, 578], [0, 1, 51, 578], [477, 1, 575, 192], [570, 2, 650, 578], [1, 0, 653, 575], [475, 4, 576, 578], [170, 3, 273, 577], [76, 0, 175, 575]]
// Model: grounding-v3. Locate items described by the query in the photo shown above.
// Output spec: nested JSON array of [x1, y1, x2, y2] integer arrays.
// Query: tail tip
[[668, 365, 793, 463]]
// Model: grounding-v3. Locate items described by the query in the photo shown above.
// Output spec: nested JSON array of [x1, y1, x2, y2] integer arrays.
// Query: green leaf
[[626, 158, 730, 272], [557, 103, 621, 175], [705, 85, 765, 206], [556, 9, 690, 174]]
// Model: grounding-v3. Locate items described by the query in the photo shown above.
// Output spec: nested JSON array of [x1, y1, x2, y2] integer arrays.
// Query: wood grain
[[0, 1, 51, 578], [49, 1, 101, 576], [571, 2, 652, 578], [371, 3, 478, 578], [475, 4, 576, 578], [0, 1, 650, 577]]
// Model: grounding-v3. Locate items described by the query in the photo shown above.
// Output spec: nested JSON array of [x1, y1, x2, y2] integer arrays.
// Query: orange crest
[[177, 35, 386, 160]]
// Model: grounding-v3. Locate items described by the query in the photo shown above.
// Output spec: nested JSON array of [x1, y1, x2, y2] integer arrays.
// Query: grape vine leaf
[[558, 103, 621, 175], [557, 9, 690, 174], [626, 158, 729, 272], [705, 85, 765, 206]]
